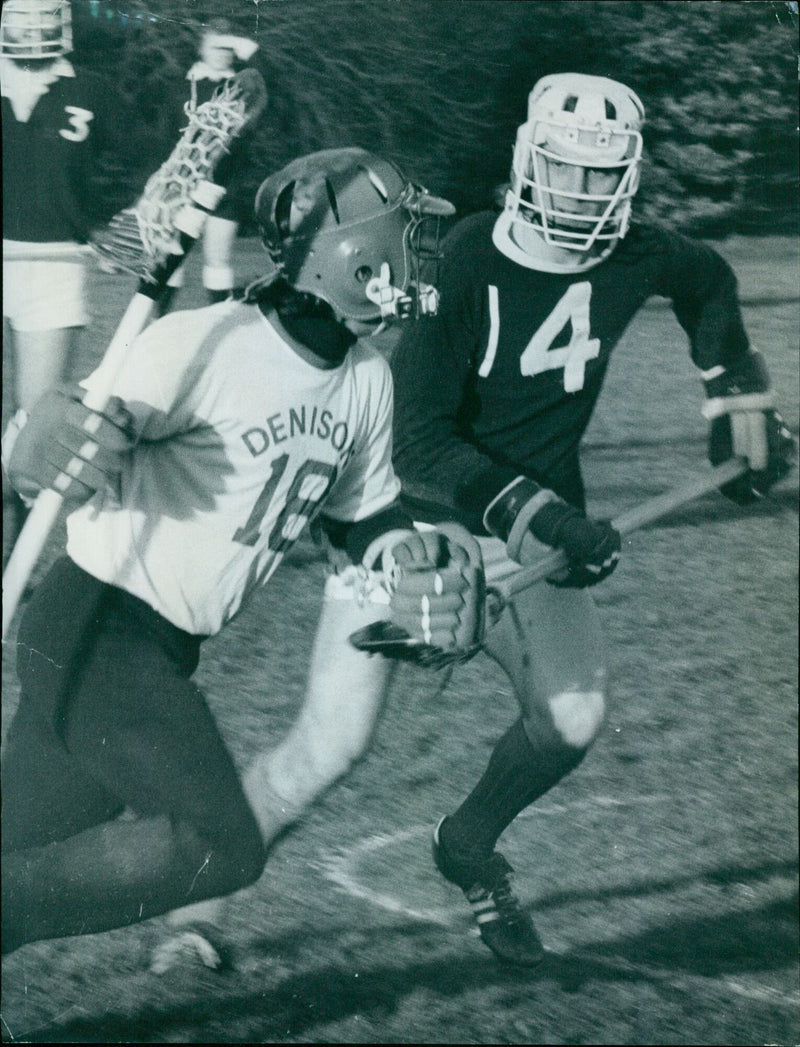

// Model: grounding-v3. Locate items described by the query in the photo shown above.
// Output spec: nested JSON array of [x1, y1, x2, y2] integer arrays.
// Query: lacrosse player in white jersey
[[1, 148, 485, 958]]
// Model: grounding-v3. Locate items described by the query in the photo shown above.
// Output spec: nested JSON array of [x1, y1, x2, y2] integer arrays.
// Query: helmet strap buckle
[[365, 263, 412, 320], [415, 283, 440, 316]]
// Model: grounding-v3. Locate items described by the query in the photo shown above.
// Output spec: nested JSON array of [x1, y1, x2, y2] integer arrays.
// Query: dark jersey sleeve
[[630, 224, 750, 373], [391, 215, 525, 533], [78, 69, 153, 222], [1, 65, 148, 240]]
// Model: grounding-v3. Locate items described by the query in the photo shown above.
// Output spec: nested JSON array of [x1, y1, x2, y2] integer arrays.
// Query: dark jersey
[[2, 64, 125, 242], [391, 211, 751, 531]]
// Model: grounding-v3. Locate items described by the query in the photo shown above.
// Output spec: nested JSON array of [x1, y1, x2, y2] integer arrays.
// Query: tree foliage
[[73, 0, 798, 236]]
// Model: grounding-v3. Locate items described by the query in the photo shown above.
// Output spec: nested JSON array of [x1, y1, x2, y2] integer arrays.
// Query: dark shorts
[[2, 557, 258, 856]]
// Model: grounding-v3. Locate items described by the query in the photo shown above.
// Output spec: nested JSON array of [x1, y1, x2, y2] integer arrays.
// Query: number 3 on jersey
[[519, 281, 599, 393]]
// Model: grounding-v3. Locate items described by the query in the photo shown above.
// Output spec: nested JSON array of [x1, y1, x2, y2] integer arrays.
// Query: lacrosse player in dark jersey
[[1, 0, 133, 562], [389, 73, 796, 966], [1, 148, 482, 957]]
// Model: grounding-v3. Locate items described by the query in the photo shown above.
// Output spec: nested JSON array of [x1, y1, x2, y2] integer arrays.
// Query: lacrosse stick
[[348, 457, 749, 664], [2, 69, 267, 639], [485, 456, 749, 617]]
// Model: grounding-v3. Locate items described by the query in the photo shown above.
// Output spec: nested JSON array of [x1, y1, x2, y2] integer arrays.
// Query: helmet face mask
[[507, 73, 644, 254], [0, 0, 72, 60], [255, 149, 454, 323]]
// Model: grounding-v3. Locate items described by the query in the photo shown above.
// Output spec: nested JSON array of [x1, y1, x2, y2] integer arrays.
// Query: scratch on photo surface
[[11, 1004, 91, 1043], [3, 639, 64, 671], [188, 852, 212, 895]]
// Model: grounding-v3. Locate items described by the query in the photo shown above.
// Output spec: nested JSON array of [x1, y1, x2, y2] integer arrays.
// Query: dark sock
[[441, 717, 587, 862]]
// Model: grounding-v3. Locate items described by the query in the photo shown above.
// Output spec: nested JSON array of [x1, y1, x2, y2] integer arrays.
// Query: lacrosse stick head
[[90, 68, 267, 284]]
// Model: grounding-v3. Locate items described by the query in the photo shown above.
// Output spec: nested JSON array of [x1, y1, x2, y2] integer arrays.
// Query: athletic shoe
[[149, 922, 229, 975], [432, 816, 545, 967]]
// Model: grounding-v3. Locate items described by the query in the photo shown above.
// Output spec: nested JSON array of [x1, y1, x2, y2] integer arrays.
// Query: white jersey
[[67, 301, 401, 635]]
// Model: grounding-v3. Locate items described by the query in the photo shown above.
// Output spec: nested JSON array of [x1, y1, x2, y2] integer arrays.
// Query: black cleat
[[432, 816, 545, 967]]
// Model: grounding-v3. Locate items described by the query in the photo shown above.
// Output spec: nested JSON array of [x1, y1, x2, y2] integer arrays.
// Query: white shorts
[[3, 242, 89, 331]]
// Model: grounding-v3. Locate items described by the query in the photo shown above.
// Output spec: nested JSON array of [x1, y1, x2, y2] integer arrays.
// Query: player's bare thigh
[[482, 538, 607, 747], [10, 328, 80, 411], [3, 251, 87, 409]]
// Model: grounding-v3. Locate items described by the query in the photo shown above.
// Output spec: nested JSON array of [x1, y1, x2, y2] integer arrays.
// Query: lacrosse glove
[[484, 477, 621, 589], [6, 383, 134, 504], [350, 522, 486, 669], [703, 351, 795, 505]]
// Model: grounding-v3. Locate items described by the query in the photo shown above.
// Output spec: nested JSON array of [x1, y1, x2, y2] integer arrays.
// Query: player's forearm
[[2, 409, 39, 503], [394, 433, 521, 534], [664, 234, 751, 372], [320, 502, 415, 566]]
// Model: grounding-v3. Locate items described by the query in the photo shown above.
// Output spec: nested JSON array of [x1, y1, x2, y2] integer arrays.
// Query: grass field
[[2, 236, 798, 1045]]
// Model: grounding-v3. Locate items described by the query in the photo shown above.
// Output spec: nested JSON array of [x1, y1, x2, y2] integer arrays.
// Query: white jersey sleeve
[[79, 310, 214, 442]]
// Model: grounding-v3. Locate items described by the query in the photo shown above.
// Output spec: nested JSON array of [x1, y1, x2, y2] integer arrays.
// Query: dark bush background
[[75, 0, 799, 237]]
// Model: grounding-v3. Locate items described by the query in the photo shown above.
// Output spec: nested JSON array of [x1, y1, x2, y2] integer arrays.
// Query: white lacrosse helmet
[[255, 148, 455, 323], [506, 73, 644, 253], [0, 0, 73, 60]]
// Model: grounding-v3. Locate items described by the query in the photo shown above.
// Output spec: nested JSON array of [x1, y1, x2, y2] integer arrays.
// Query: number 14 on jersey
[[518, 281, 600, 393]]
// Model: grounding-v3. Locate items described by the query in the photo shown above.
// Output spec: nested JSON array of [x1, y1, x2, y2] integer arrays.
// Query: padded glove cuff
[[484, 476, 560, 559], [702, 391, 774, 421], [701, 350, 770, 400]]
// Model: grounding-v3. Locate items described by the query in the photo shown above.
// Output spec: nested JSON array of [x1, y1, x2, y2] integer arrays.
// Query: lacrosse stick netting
[[91, 68, 267, 281]]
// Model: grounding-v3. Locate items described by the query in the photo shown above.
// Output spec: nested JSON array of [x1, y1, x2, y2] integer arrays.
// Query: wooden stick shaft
[[489, 457, 749, 603]]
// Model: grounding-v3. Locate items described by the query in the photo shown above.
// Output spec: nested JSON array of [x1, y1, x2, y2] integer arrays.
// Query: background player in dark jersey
[[1, 0, 133, 561], [390, 73, 796, 966], [158, 17, 262, 314]]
